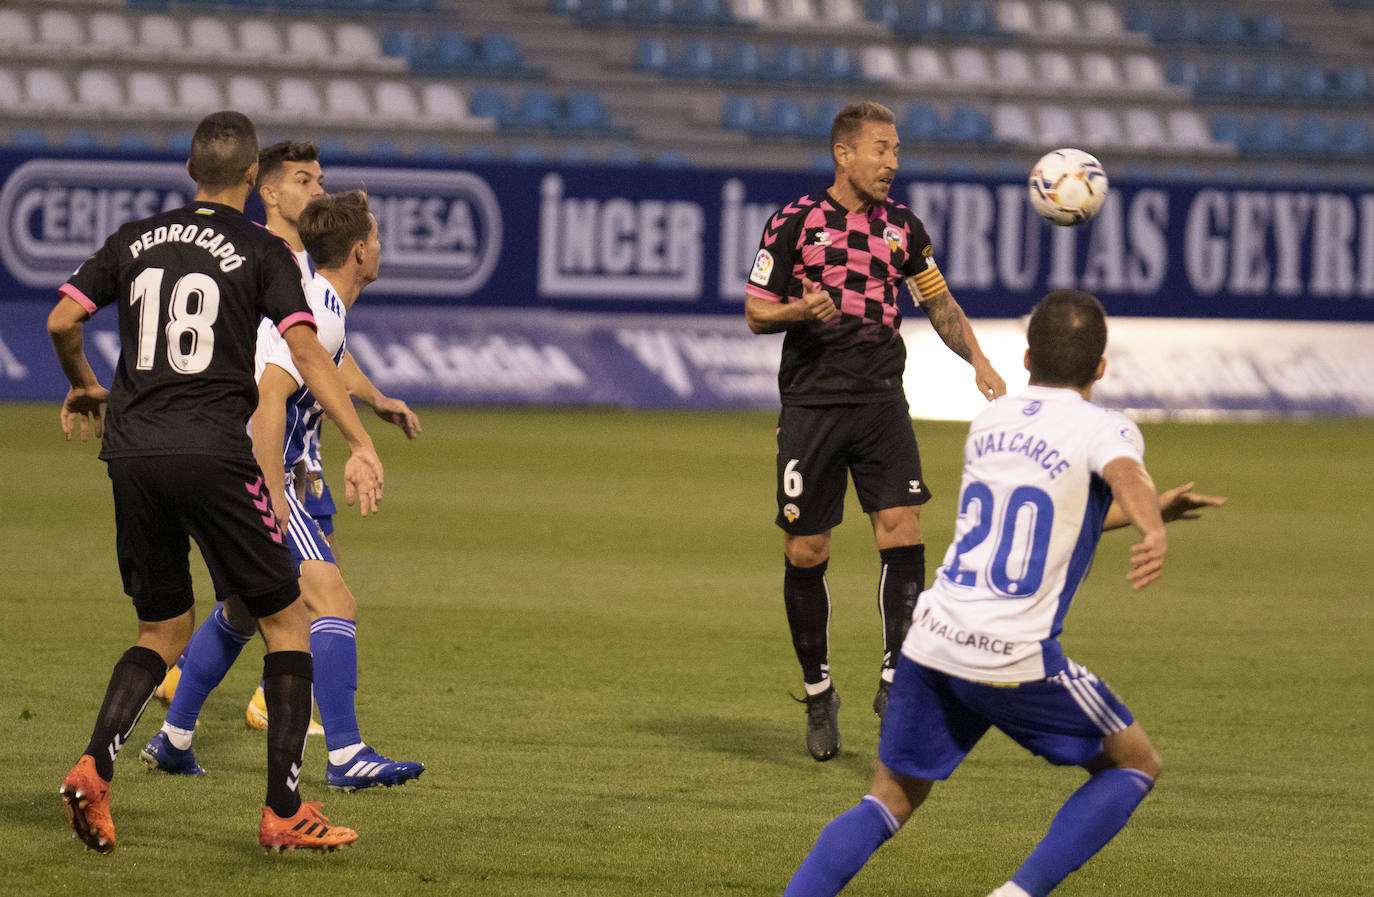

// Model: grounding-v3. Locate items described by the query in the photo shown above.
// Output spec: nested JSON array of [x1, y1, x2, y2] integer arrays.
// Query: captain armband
[[906, 263, 948, 305]]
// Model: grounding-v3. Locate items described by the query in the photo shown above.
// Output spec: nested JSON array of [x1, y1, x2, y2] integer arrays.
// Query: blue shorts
[[879, 655, 1134, 780], [282, 479, 337, 568]]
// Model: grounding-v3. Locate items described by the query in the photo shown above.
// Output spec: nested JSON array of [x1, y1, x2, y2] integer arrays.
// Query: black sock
[[784, 558, 832, 687], [85, 645, 166, 781], [262, 650, 313, 819], [878, 545, 925, 673]]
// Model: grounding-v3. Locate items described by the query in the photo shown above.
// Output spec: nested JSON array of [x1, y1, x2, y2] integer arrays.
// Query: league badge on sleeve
[[750, 248, 774, 286]]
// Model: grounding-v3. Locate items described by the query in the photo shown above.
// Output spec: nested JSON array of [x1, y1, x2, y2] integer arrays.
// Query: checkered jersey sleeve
[[746, 196, 813, 303], [59, 229, 124, 315], [899, 208, 935, 279]]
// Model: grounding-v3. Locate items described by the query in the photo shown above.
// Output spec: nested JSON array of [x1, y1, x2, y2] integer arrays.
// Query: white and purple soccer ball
[[1028, 148, 1109, 226]]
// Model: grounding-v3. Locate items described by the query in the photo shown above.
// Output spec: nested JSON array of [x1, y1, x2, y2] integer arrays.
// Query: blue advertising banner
[[2, 148, 1373, 321]]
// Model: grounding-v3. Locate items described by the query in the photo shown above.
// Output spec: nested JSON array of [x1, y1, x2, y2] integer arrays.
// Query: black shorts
[[774, 398, 933, 535], [106, 454, 301, 622]]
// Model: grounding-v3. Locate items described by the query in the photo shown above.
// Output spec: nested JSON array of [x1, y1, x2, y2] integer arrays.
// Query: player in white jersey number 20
[[780, 290, 1225, 897]]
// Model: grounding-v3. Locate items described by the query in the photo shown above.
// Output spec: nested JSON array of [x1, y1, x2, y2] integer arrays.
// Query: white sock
[[328, 742, 366, 767], [881, 667, 895, 684], [987, 883, 1032, 897], [161, 723, 194, 751], [803, 677, 832, 697]]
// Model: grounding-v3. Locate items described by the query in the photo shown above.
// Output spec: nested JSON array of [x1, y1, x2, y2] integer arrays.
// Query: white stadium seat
[[820, 0, 861, 26], [1167, 109, 1217, 150], [76, 69, 125, 112], [1082, 2, 1124, 37], [324, 78, 373, 123], [1036, 51, 1077, 88], [374, 81, 421, 122], [287, 22, 333, 61], [1038, 1, 1079, 35], [775, 0, 817, 25], [335, 24, 382, 61], [37, 11, 85, 50], [1123, 54, 1166, 92], [950, 47, 993, 86], [276, 77, 322, 118], [127, 71, 176, 115], [907, 47, 948, 84], [188, 17, 237, 60], [1080, 107, 1124, 147], [0, 68, 25, 111], [992, 103, 1036, 144], [993, 48, 1034, 86], [0, 10, 35, 52], [1037, 105, 1078, 146], [227, 75, 274, 116], [996, 0, 1035, 34], [87, 13, 137, 54], [24, 69, 74, 111], [732, 0, 768, 25], [1124, 107, 1166, 149], [138, 15, 185, 57], [239, 19, 285, 60], [1080, 53, 1122, 91], [177, 73, 224, 114], [861, 46, 903, 83], [421, 82, 470, 124]]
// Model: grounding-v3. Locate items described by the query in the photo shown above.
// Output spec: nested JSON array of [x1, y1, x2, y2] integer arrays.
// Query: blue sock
[[311, 617, 361, 751], [782, 796, 900, 897], [1012, 768, 1155, 897], [166, 604, 253, 731]]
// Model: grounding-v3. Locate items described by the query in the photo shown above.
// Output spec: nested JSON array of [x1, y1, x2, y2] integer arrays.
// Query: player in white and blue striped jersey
[[781, 290, 1224, 897], [142, 191, 424, 791]]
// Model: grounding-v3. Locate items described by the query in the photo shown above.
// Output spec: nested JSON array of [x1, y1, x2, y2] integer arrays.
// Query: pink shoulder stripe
[[277, 311, 317, 334], [746, 283, 783, 303], [59, 283, 98, 316]]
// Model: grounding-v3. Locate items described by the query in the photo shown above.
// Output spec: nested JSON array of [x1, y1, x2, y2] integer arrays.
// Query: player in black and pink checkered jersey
[[746, 100, 1007, 762]]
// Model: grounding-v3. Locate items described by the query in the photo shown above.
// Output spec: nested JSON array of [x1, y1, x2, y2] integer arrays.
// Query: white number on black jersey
[[130, 267, 220, 375]]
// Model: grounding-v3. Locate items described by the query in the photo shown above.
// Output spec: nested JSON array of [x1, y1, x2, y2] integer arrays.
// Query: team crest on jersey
[[783, 503, 800, 523], [883, 225, 903, 252], [1119, 425, 1144, 453], [808, 228, 832, 247], [750, 248, 774, 286], [1023, 401, 1042, 416]]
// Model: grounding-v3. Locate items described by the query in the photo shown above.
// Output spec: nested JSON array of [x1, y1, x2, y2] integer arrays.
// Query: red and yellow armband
[[906, 262, 948, 304]]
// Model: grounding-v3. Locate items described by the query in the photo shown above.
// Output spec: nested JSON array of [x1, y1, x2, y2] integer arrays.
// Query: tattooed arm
[[918, 287, 1007, 401]]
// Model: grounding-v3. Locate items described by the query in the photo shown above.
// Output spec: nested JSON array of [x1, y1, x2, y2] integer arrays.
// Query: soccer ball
[[1028, 149, 1109, 226]]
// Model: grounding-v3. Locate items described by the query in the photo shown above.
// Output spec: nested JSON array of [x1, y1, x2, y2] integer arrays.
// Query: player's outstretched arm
[[1103, 481, 1226, 532], [340, 351, 422, 439], [916, 288, 1006, 401], [47, 296, 109, 442], [1102, 457, 1169, 590], [251, 364, 296, 527], [283, 325, 383, 516]]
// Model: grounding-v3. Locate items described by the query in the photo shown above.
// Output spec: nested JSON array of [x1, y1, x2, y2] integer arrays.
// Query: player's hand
[[1158, 481, 1226, 522], [60, 385, 109, 442], [1126, 530, 1167, 590], [342, 447, 384, 516], [800, 278, 838, 323], [972, 356, 1006, 402], [269, 488, 292, 529], [373, 397, 422, 439]]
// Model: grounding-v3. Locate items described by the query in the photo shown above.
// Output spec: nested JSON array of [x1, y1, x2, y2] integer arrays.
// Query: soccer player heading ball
[[745, 100, 1006, 760]]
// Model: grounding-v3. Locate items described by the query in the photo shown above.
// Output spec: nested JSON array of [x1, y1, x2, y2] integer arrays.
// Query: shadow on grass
[[626, 714, 877, 776]]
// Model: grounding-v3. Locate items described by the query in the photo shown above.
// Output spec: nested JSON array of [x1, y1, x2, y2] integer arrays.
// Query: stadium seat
[[669, 40, 718, 80], [427, 31, 476, 72], [275, 78, 322, 120], [809, 98, 847, 137], [1155, 8, 1204, 43], [949, 1, 998, 37], [335, 24, 383, 62], [469, 87, 512, 127], [993, 48, 1033, 86], [368, 139, 403, 158], [775, 0, 819, 26], [1292, 117, 1332, 156], [138, 15, 184, 58], [907, 47, 949, 84], [11, 129, 50, 149], [575, 0, 631, 24], [227, 75, 274, 116], [1035, 51, 1076, 89], [187, 17, 236, 60], [375, 81, 422, 122], [865, 0, 899, 24], [721, 94, 758, 131], [64, 130, 102, 150], [1208, 112, 1245, 147], [116, 131, 154, 153], [1123, 54, 1167, 92], [325, 78, 373, 123], [421, 82, 471, 125], [1206, 10, 1246, 47], [1164, 58, 1199, 90], [381, 27, 422, 60], [816, 45, 863, 83], [565, 91, 613, 133], [773, 44, 809, 81], [1122, 4, 1154, 33], [239, 19, 285, 60], [948, 105, 995, 143], [754, 97, 808, 138], [87, 12, 137, 54], [1123, 107, 1166, 149], [76, 70, 124, 112], [287, 22, 334, 60], [1332, 118, 1373, 155], [861, 45, 903, 83], [995, 0, 1035, 34], [1036, 105, 1078, 146], [1244, 115, 1290, 154], [900, 102, 944, 141], [1246, 13, 1289, 47], [733, 0, 768, 24], [176, 73, 224, 114], [36, 11, 85, 50], [24, 69, 74, 111], [820, 0, 863, 26], [1081, 2, 1123, 36], [1251, 61, 1288, 100], [1290, 64, 1331, 103], [0, 69, 22, 111], [894, 0, 944, 37], [1332, 66, 1371, 103], [1166, 109, 1218, 150], [126, 71, 176, 116], [627, 0, 673, 25], [513, 88, 561, 131], [1037, 0, 1078, 35], [1080, 53, 1122, 91], [725, 43, 768, 80], [0, 10, 34, 53], [479, 33, 526, 73], [653, 149, 689, 167], [1080, 107, 1124, 148], [949, 47, 993, 86], [636, 37, 670, 73], [1199, 59, 1246, 98]]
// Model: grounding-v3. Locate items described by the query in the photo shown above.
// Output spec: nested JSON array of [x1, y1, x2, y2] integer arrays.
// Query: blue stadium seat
[[724, 43, 767, 80], [684, 0, 735, 25], [381, 28, 422, 61], [948, 1, 997, 37], [1250, 61, 1288, 100], [816, 45, 864, 83], [626, 0, 673, 24], [772, 44, 809, 81], [1155, 8, 1203, 43], [576, 0, 630, 23], [1122, 4, 1155, 34], [653, 149, 688, 167], [721, 94, 757, 131], [1332, 118, 1373, 155], [564, 91, 613, 133], [866, 0, 899, 24], [167, 132, 193, 154], [753, 98, 807, 138], [549, 0, 582, 14], [1293, 117, 1333, 156], [415, 141, 452, 160], [948, 105, 994, 143], [65, 130, 102, 150], [1208, 113, 1245, 146], [512, 144, 546, 164], [1243, 115, 1289, 154], [479, 33, 525, 73], [317, 137, 351, 158], [1205, 11, 1246, 47], [469, 87, 512, 128], [426, 30, 475, 72], [668, 40, 718, 80], [368, 139, 403, 158], [636, 37, 670, 73], [116, 131, 153, 152], [1290, 65, 1331, 102], [810, 99, 847, 137], [901, 103, 943, 141], [1164, 58, 1200, 90], [609, 146, 641, 165], [1332, 66, 1371, 103], [1198, 59, 1245, 97], [513, 88, 560, 131], [893, 0, 944, 38], [1246, 13, 1289, 47]]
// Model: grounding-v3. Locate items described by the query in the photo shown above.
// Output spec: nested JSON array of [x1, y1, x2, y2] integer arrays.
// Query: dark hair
[[1026, 290, 1108, 387], [299, 191, 372, 270], [188, 111, 258, 189], [256, 140, 320, 189], [829, 101, 896, 153]]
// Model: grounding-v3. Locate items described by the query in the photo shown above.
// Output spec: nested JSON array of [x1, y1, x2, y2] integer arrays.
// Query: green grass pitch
[[2, 403, 1370, 896]]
